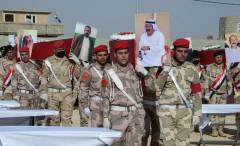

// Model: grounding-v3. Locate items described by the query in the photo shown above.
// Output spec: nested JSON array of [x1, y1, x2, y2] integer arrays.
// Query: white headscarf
[[145, 19, 160, 32]]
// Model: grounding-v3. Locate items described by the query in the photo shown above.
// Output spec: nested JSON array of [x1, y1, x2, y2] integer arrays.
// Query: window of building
[[4, 13, 14, 22], [25, 14, 37, 23], [237, 23, 240, 32]]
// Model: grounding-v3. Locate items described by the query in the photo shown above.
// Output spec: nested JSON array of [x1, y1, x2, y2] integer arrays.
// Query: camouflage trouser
[[48, 91, 76, 126], [0, 90, 3, 100], [79, 100, 89, 127], [0, 96, 3, 100], [17, 93, 43, 109], [158, 107, 192, 146], [89, 97, 103, 127], [209, 94, 227, 127], [235, 94, 240, 134], [110, 107, 145, 146], [142, 104, 161, 146], [0, 90, 13, 100]]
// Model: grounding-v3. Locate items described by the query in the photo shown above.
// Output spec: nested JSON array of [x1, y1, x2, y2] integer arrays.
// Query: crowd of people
[[0, 20, 240, 146]]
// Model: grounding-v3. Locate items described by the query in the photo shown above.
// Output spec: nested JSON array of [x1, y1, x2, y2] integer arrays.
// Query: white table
[[0, 109, 58, 118], [0, 109, 58, 126], [0, 100, 20, 109], [0, 126, 122, 146], [199, 104, 240, 145]]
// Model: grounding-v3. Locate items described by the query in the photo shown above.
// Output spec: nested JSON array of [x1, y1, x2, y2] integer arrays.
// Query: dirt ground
[[71, 110, 239, 146]]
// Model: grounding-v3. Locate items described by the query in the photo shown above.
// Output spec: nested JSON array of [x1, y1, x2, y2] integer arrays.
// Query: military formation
[[1, 23, 240, 146]]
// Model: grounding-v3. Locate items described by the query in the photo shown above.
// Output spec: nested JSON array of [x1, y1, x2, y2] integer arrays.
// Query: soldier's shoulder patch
[[81, 71, 90, 81], [101, 78, 107, 88]]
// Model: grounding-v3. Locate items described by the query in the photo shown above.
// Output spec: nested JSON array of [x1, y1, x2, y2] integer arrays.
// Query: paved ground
[[71, 110, 239, 146]]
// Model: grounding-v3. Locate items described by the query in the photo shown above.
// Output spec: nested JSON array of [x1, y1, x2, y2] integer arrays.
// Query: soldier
[[0, 46, 6, 100], [204, 52, 232, 137], [77, 44, 111, 127], [137, 20, 165, 146], [191, 50, 207, 103], [9, 46, 47, 108], [227, 35, 240, 136], [156, 38, 202, 146], [43, 47, 79, 126], [140, 66, 161, 146], [102, 40, 145, 146], [0, 45, 16, 100]]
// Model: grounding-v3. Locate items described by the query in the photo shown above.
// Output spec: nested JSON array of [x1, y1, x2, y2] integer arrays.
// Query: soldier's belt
[[18, 89, 35, 94], [110, 105, 137, 112], [159, 104, 193, 109], [214, 92, 225, 95], [48, 88, 71, 93], [0, 90, 3, 96], [90, 96, 102, 101], [142, 100, 158, 107]]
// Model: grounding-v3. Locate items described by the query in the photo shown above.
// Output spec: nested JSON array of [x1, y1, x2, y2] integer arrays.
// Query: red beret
[[111, 40, 129, 50], [93, 44, 108, 54], [173, 38, 189, 48], [19, 46, 29, 52]]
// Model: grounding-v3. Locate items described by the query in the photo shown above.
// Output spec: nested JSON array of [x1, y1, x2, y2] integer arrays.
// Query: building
[[219, 16, 240, 40], [0, 9, 64, 37]]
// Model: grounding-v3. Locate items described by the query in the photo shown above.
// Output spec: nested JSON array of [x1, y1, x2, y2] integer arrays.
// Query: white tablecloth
[[0, 109, 58, 118], [0, 100, 20, 109], [0, 126, 122, 146], [202, 104, 240, 114], [200, 104, 240, 130]]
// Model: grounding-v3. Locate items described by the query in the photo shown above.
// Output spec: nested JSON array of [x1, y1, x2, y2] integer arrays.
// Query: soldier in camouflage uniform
[[156, 38, 202, 146], [227, 35, 240, 135], [191, 50, 207, 104], [77, 44, 111, 127], [204, 52, 232, 137], [141, 67, 161, 146], [102, 41, 145, 146], [0, 45, 16, 100], [228, 34, 240, 101], [9, 46, 47, 108], [43, 47, 80, 126], [0, 57, 4, 99]]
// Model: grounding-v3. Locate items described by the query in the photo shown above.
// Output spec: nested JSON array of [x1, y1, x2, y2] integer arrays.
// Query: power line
[[192, 0, 240, 6]]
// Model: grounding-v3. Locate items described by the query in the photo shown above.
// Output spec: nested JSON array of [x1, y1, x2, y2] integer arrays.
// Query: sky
[[1, 0, 240, 39]]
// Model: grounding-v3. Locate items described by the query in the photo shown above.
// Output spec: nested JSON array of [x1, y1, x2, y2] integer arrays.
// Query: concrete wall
[[219, 16, 240, 39], [2, 12, 49, 24], [0, 22, 64, 36], [0, 12, 2, 22]]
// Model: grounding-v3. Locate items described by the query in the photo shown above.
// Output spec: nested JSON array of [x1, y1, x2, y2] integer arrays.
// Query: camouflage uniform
[[142, 67, 161, 146], [0, 58, 16, 100], [195, 65, 208, 103], [11, 60, 46, 108], [228, 63, 240, 136], [102, 63, 145, 146], [228, 63, 240, 102], [77, 62, 111, 127], [43, 55, 79, 126], [0, 58, 5, 99], [156, 61, 202, 146], [204, 63, 232, 136]]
